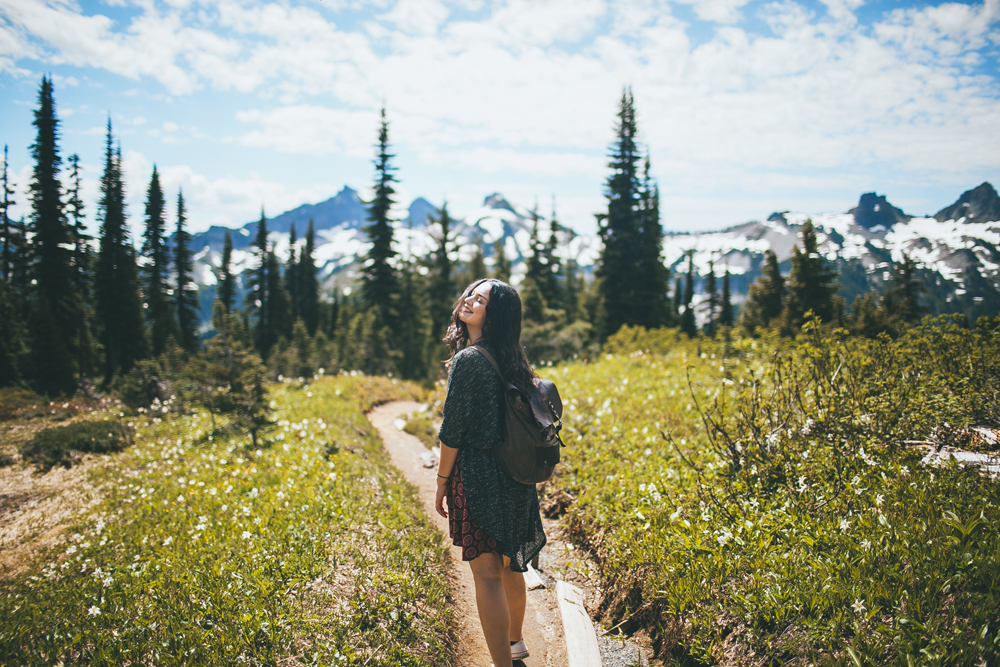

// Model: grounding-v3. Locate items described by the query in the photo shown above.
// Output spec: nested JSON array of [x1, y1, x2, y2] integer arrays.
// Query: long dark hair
[[444, 279, 536, 393]]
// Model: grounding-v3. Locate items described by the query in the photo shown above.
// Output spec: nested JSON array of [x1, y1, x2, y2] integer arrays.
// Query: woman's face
[[458, 282, 492, 330]]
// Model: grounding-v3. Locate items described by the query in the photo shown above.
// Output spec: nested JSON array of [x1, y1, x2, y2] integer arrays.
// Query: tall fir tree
[[175, 190, 199, 352], [66, 153, 96, 380], [884, 254, 927, 324], [522, 207, 549, 322], [680, 251, 697, 337], [300, 219, 319, 334], [493, 236, 511, 284], [265, 247, 291, 347], [218, 230, 236, 314], [95, 121, 146, 382], [597, 88, 642, 338], [782, 219, 841, 331], [360, 106, 399, 323], [561, 228, 581, 322], [247, 210, 268, 356], [637, 155, 671, 327], [428, 202, 456, 344], [541, 203, 562, 308], [740, 250, 785, 334], [2, 145, 14, 282], [719, 266, 733, 328], [396, 256, 429, 381], [28, 75, 79, 393], [286, 223, 301, 321], [142, 166, 175, 355], [673, 275, 683, 318], [703, 260, 717, 337]]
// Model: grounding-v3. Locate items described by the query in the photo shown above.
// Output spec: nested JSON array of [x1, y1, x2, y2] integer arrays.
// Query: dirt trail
[[369, 401, 569, 667]]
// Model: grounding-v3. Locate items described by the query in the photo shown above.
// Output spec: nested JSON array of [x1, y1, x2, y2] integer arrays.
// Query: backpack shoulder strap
[[469, 344, 505, 383]]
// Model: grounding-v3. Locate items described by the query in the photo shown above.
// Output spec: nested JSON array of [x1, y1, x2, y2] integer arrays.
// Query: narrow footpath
[[368, 401, 571, 667]]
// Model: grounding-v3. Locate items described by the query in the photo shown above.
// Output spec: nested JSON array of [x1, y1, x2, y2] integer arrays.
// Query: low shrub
[[20, 420, 132, 471]]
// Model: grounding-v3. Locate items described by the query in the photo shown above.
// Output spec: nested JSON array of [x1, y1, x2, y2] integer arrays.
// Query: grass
[[539, 318, 1000, 665], [0, 374, 454, 666], [401, 409, 438, 450]]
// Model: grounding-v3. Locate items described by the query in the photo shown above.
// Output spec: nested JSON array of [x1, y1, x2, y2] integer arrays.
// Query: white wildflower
[[840, 519, 851, 532], [851, 599, 866, 614], [87, 605, 101, 617]]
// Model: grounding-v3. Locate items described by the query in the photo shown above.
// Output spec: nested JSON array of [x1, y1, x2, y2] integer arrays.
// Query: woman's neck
[[466, 325, 483, 345]]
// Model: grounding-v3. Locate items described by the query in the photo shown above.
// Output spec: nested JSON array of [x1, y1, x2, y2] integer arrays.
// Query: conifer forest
[[1, 76, 999, 666]]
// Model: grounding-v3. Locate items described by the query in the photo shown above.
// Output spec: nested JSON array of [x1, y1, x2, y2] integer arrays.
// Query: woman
[[434, 278, 546, 667]]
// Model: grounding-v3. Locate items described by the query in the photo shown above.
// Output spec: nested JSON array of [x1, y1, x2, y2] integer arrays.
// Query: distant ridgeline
[[186, 182, 1000, 326]]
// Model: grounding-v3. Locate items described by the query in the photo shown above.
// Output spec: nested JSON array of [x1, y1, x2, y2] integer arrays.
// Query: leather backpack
[[471, 345, 564, 485]]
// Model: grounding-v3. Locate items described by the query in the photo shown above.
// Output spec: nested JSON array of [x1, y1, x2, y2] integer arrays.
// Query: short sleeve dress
[[438, 342, 547, 572]]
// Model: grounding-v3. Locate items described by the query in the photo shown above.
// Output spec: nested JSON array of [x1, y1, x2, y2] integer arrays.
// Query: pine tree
[[29, 75, 79, 393], [2, 145, 15, 282], [66, 153, 96, 380], [680, 251, 697, 337], [597, 88, 642, 338], [522, 208, 549, 322], [740, 250, 785, 334], [493, 236, 511, 284], [396, 256, 429, 380], [142, 166, 175, 355], [783, 220, 841, 331], [95, 121, 147, 382], [247, 211, 268, 356], [428, 202, 456, 343], [265, 247, 291, 347], [703, 260, 717, 337], [561, 228, 580, 322], [0, 279, 21, 385], [636, 155, 671, 327], [719, 266, 733, 328], [175, 190, 199, 352], [884, 254, 926, 324], [300, 219, 319, 334], [360, 107, 399, 323], [541, 203, 562, 307], [218, 230, 236, 314], [673, 275, 683, 318], [286, 223, 301, 321], [467, 242, 487, 284]]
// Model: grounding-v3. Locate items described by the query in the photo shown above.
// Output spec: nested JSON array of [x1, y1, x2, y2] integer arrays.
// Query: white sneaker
[[510, 639, 529, 660]]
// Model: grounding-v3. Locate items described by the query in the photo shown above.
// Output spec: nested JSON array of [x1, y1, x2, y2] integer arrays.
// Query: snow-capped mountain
[[187, 182, 1000, 324]]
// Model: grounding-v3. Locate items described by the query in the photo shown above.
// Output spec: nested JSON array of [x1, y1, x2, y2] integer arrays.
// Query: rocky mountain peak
[[934, 182, 1000, 223], [482, 193, 516, 212], [849, 192, 909, 230]]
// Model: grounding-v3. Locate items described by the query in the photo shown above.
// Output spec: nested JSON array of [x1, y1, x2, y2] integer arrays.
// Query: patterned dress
[[438, 342, 547, 572]]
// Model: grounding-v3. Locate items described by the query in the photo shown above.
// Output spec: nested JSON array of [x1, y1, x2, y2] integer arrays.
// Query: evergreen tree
[[247, 211, 268, 356], [680, 251, 697, 337], [541, 203, 562, 307], [396, 256, 429, 381], [2, 145, 14, 282], [783, 219, 841, 331], [29, 75, 79, 393], [673, 275, 683, 317], [95, 121, 147, 383], [597, 88, 642, 338], [218, 230, 236, 314], [175, 191, 199, 352], [428, 202, 456, 342], [522, 208, 549, 322], [719, 266, 733, 328], [0, 279, 21, 385], [286, 223, 301, 321], [884, 254, 926, 324], [300, 219, 319, 334], [265, 247, 291, 347], [466, 242, 487, 284], [636, 155, 671, 327], [561, 228, 580, 322], [66, 153, 96, 380], [360, 107, 399, 323], [493, 236, 511, 284], [740, 250, 785, 333], [142, 166, 175, 355], [703, 260, 717, 336]]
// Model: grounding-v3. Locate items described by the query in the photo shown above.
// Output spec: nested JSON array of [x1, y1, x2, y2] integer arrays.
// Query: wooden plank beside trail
[[556, 580, 603, 667]]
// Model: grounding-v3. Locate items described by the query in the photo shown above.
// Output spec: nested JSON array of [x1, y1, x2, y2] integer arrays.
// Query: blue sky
[[1, 0, 999, 237]]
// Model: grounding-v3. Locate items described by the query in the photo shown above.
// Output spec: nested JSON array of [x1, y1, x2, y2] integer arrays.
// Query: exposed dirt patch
[[0, 455, 105, 579]]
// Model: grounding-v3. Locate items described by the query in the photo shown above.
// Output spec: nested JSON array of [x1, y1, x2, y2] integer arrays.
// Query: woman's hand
[[435, 478, 449, 518]]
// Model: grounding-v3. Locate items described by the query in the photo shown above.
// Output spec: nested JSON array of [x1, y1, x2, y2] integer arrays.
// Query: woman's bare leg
[[469, 552, 513, 667], [501, 561, 526, 643]]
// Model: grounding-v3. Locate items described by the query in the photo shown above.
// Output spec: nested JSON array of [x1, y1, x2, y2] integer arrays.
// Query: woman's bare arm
[[435, 442, 459, 517]]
